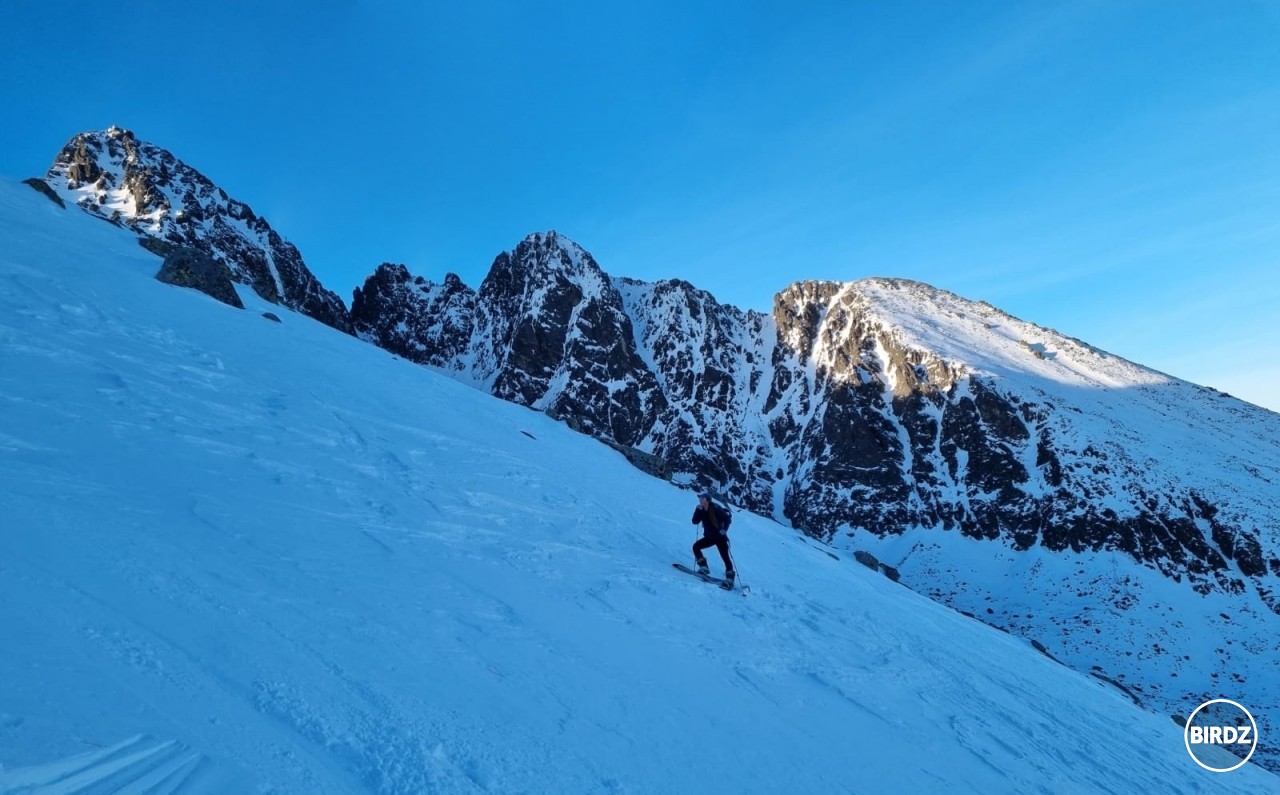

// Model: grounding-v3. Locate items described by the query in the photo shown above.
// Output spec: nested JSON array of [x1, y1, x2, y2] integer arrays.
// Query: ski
[[672, 562, 735, 590]]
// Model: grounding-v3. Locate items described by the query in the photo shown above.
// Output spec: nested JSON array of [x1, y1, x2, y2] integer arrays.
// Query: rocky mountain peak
[[44, 128, 350, 333], [480, 231, 610, 307], [518, 230, 593, 265], [770, 278, 963, 401]]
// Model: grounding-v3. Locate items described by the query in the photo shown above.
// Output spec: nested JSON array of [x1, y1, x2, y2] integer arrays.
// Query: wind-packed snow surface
[[1, 178, 1273, 793]]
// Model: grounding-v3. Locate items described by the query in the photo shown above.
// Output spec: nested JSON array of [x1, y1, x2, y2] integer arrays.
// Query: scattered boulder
[[854, 550, 881, 571], [1088, 670, 1144, 707], [1030, 639, 1065, 665], [852, 550, 901, 582], [156, 248, 244, 309], [603, 440, 671, 481]]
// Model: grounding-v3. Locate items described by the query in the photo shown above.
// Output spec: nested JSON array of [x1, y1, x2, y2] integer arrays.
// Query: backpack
[[715, 504, 732, 532]]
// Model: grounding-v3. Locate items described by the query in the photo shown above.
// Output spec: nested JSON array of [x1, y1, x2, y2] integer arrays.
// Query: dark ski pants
[[693, 534, 734, 574]]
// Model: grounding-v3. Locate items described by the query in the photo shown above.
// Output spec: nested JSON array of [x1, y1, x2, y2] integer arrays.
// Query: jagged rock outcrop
[[45, 127, 350, 332], [471, 233, 665, 447], [351, 264, 476, 369], [355, 232, 667, 446]]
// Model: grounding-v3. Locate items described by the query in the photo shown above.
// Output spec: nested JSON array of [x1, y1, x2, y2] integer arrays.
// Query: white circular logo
[[1184, 699, 1259, 773]]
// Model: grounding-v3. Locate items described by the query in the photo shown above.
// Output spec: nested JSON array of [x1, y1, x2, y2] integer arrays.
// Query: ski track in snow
[[1, 178, 1277, 793], [0, 734, 232, 794]]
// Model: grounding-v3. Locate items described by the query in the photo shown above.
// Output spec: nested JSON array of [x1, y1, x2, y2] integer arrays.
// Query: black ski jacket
[[692, 504, 730, 538]]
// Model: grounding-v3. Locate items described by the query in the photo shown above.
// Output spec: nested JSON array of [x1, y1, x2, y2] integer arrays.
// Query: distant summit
[[353, 230, 663, 444], [43, 127, 350, 332]]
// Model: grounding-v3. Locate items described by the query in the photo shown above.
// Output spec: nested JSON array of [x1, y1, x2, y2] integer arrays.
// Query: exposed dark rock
[[156, 247, 244, 310], [603, 440, 671, 481], [1030, 639, 1064, 664], [1234, 532, 1267, 578], [352, 265, 475, 367], [544, 404, 583, 433], [466, 233, 667, 448], [22, 177, 64, 208], [139, 236, 179, 258]]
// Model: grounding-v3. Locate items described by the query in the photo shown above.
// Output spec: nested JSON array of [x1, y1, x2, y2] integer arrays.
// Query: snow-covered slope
[[3, 178, 1273, 792]]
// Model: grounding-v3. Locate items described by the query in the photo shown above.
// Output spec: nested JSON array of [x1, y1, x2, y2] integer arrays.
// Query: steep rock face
[[465, 233, 665, 447], [616, 277, 775, 507], [354, 243, 1280, 769], [351, 264, 475, 369], [356, 233, 666, 445], [767, 281, 950, 536], [46, 127, 350, 332]]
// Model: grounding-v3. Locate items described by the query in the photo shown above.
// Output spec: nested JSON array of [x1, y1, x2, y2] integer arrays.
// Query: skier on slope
[[691, 492, 735, 585]]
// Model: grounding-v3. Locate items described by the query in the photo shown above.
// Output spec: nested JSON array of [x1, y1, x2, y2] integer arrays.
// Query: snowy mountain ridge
[[2, 173, 1276, 793], [774, 275, 1278, 503], [41, 126, 350, 332], [355, 234, 1278, 566], [821, 277, 1162, 388], [353, 232, 1280, 773]]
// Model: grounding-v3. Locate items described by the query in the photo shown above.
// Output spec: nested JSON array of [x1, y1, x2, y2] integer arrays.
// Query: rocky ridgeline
[[351, 234, 1278, 607], [42, 127, 350, 332]]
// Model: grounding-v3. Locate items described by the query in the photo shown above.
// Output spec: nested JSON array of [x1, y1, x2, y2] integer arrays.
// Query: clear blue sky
[[2, 1, 1277, 410]]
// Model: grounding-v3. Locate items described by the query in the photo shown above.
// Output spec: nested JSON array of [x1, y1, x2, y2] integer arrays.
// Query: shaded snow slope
[[2, 179, 1274, 793]]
